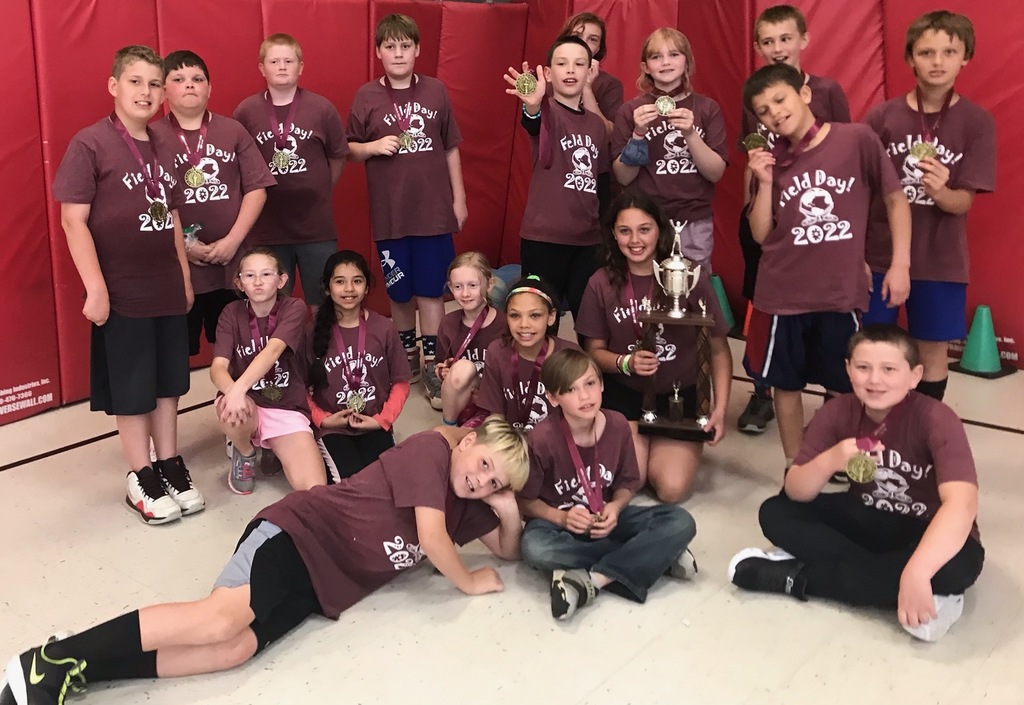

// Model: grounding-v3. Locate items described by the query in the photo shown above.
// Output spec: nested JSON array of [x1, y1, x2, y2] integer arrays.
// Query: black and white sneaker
[[156, 456, 206, 516], [125, 467, 182, 525], [728, 547, 808, 601], [737, 393, 775, 434], [0, 643, 86, 705]]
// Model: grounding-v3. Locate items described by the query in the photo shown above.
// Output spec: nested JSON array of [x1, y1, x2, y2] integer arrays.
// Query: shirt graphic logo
[[382, 534, 424, 570], [561, 135, 598, 194], [779, 170, 855, 246], [798, 188, 839, 226], [380, 250, 406, 289], [655, 127, 701, 175]]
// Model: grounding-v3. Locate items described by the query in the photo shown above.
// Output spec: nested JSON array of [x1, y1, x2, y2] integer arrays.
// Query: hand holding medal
[[742, 133, 770, 151], [845, 437, 882, 483], [504, 62, 545, 111]]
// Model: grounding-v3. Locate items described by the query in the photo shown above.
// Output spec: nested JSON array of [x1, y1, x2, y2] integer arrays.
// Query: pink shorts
[[252, 407, 313, 449]]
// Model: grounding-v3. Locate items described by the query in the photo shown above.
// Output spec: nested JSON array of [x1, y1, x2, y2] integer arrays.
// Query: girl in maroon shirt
[[308, 250, 411, 482]]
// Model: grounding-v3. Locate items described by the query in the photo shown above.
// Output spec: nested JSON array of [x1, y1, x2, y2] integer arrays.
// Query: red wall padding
[[0, 0, 60, 423]]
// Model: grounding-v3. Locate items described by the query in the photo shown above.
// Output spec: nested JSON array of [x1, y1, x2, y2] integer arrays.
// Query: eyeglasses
[[238, 271, 279, 283]]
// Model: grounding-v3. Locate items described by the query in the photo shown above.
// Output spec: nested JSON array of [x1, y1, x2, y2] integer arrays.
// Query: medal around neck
[[346, 392, 366, 413], [742, 133, 770, 151], [655, 95, 675, 116], [272, 150, 292, 170], [398, 132, 415, 151], [910, 142, 937, 159], [148, 201, 168, 222], [845, 452, 877, 483], [184, 167, 206, 188], [515, 72, 537, 96], [261, 383, 283, 402]]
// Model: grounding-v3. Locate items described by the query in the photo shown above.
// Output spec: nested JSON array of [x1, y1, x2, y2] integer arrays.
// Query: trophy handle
[[682, 263, 701, 299], [652, 260, 664, 291]]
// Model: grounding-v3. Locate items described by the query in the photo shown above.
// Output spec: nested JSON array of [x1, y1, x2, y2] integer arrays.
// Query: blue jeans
[[521, 504, 696, 603]]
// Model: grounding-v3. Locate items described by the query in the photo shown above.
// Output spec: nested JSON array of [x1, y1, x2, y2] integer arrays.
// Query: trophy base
[[638, 416, 714, 443], [665, 309, 687, 319]]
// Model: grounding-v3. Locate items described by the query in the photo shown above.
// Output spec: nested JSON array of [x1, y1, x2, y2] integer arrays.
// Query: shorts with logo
[[863, 272, 967, 342], [214, 520, 322, 654], [376, 233, 454, 302], [744, 309, 859, 392]]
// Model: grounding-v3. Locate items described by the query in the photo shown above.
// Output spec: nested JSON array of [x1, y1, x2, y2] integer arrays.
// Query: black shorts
[[319, 430, 395, 483], [737, 203, 762, 302], [187, 289, 238, 356], [519, 239, 599, 320], [600, 375, 697, 421], [90, 312, 190, 415], [225, 520, 323, 654]]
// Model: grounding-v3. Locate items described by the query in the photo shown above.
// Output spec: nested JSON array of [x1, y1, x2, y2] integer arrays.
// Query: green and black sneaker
[[0, 643, 86, 705]]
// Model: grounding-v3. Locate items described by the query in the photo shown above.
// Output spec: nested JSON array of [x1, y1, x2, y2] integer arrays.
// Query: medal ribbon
[[246, 300, 282, 388], [773, 118, 823, 169], [559, 411, 604, 513], [167, 110, 211, 168], [382, 74, 417, 133], [510, 338, 551, 425], [623, 274, 656, 341], [855, 396, 911, 452], [109, 112, 163, 201], [331, 311, 368, 393], [451, 306, 490, 362], [264, 88, 302, 151], [914, 86, 954, 144]]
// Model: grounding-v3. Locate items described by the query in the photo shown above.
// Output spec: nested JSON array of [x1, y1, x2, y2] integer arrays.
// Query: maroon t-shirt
[[475, 336, 581, 429], [435, 308, 507, 374], [754, 123, 902, 315], [612, 92, 728, 224], [256, 431, 500, 618], [738, 74, 851, 152], [795, 391, 980, 541], [52, 117, 187, 317], [213, 296, 310, 416], [310, 310, 411, 435], [152, 113, 277, 294], [347, 75, 462, 241], [520, 98, 609, 246], [863, 96, 996, 283], [233, 89, 348, 245], [520, 408, 642, 511], [575, 269, 728, 394]]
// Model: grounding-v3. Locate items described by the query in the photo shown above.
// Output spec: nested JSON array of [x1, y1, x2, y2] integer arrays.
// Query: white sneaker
[[156, 456, 206, 515], [669, 548, 699, 580], [903, 594, 964, 642], [125, 468, 182, 525]]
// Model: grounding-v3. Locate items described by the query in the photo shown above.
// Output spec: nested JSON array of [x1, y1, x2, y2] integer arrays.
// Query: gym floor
[[2, 323, 1021, 705]]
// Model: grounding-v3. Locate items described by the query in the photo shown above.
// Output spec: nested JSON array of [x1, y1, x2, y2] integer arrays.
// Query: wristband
[[522, 104, 541, 120], [614, 354, 623, 373], [619, 137, 649, 167], [621, 354, 633, 376]]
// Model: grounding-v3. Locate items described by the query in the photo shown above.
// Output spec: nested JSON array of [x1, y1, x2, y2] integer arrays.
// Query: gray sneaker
[[738, 393, 775, 434], [423, 361, 443, 411], [228, 446, 257, 495], [406, 347, 422, 384]]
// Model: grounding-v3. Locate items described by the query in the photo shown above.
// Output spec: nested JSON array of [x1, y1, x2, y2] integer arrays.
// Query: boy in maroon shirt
[[0, 419, 528, 704], [233, 34, 348, 304], [862, 12, 997, 402], [347, 14, 468, 385], [729, 325, 984, 642], [736, 4, 852, 435], [52, 46, 198, 526], [742, 63, 911, 470], [154, 50, 276, 358], [519, 349, 696, 622], [504, 36, 610, 322]]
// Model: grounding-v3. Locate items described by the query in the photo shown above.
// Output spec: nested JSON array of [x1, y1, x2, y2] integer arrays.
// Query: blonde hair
[[112, 45, 162, 78], [637, 28, 695, 94], [447, 251, 494, 291], [260, 33, 302, 62], [474, 415, 530, 491]]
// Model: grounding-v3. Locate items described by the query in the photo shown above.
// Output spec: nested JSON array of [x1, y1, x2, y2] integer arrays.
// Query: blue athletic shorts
[[376, 233, 455, 303], [863, 272, 967, 342], [744, 309, 859, 392]]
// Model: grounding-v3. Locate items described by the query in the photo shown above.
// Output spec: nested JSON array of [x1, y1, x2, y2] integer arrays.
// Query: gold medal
[[346, 392, 366, 413], [261, 383, 283, 402], [846, 452, 877, 483], [398, 132, 415, 151], [272, 150, 292, 170], [515, 72, 537, 96], [184, 167, 206, 188], [148, 201, 168, 222], [909, 142, 937, 160], [742, 133, 770, 151], [655, 95, 675, 116]]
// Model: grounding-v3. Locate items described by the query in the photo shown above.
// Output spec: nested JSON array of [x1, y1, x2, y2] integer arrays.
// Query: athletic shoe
[[728, 547, 808, 601], [125, 468, 182, 525], [423, 361, 443, 411], [156, 456, 206, 515], [737, 393, 774, 434], [902, 594, 964, 642], [406, 347, 422, 384], [1, 643, 87, 705], [668, 548, 699, 580], [228, 446, 257, 495], [259, 449, 283, 477], [550, 568, 598, 621]]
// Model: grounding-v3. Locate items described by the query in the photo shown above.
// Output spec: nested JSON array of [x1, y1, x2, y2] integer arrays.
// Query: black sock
[[916, 378, 948, 401], [421, 335, 437, 359], [398, 328, 417, 351], [47, 611, 144, 667], [754, 382, 772, 399], [86, 651, 159, 683]]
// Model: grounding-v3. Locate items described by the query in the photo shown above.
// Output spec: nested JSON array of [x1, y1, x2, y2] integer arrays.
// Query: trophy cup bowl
[[652, 254, 700, 319]]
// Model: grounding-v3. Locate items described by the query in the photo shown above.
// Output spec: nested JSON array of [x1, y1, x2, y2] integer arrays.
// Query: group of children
[[10, 5, 994, 704]]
